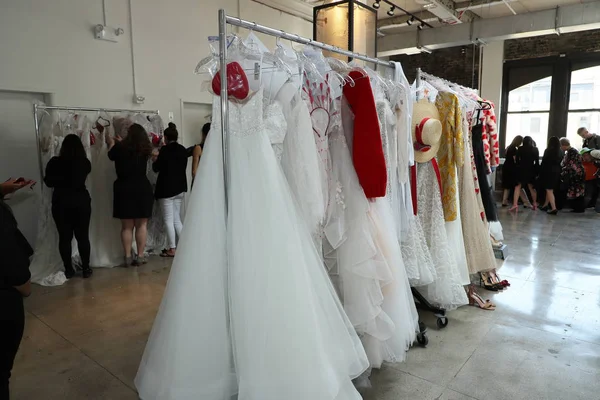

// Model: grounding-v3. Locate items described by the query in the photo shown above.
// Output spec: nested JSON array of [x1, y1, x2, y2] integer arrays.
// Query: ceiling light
[[407, 16, 415, 26], [387, 6, 395, 17], [418, 23, 425, 30], [372, 0, 380, 9]]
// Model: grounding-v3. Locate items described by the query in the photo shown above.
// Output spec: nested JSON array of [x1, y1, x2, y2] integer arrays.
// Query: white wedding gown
[[415, 162, 469, 310], [136, 90, 368, 400]]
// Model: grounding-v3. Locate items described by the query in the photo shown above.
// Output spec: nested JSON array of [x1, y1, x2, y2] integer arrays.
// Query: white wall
[[0, 0, 312, 126]]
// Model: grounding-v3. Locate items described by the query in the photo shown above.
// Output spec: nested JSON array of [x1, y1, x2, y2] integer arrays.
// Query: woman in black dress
[[44, 134, 93, 279], [107, 123, 154, 266], [501, 135, 522, 206], [511, 136, 539, 212], [539, 136, 563, 214], [187, 122, 210, 186]]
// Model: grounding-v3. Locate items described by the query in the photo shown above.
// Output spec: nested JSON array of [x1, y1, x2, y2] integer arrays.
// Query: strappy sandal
[[470, 292, 496, 310]]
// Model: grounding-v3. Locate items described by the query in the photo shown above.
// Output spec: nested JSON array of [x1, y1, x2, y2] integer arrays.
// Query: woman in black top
[[187, 122, 210, 185], [539, 136, 563, 214], [501, 135, 522, 206], [44, 134, 93, 279], [152, 123, 188, 257], [0, 180, 32, 399], [511, 136, 540, 211], [107, 123, 154, 267]]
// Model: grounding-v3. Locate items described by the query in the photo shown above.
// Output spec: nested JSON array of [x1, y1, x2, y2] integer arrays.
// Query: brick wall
[[505, 30, 600, 61], [391, 45, 481, 89]]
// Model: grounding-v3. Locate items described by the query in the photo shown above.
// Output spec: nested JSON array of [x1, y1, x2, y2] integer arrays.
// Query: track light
[[407, 16, 415, 26], [387, 6, 395, 17], [418, 23, 425, 30], [372, 0, 380, 9]]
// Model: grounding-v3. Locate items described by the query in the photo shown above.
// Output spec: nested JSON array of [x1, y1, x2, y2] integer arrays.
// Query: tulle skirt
[[228, 130, 368, 400], [135, 120, 237, 400]]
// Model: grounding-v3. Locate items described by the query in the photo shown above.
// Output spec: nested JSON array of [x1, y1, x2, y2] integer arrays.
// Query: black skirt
[[113, 178, 154, 219], [538, 166, 561, 190]]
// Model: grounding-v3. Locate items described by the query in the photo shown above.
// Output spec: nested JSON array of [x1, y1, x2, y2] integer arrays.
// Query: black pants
[[0, 296, 24, 400], [585, 180, 599, 208], [51, 194, 92, 270]]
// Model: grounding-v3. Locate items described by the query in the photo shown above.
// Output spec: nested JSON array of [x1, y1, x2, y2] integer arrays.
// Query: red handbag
[[211, 62, 250, 101]]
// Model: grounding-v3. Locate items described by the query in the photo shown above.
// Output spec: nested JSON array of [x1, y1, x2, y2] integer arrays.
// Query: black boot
[[65, 266, 75, 279], [82, 266, 93, 279]]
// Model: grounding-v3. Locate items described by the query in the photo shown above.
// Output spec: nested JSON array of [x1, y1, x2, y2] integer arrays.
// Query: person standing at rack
[[510, 136, 539, 212], [560, 137, 586, 213], [501, 135, 522, 207], [0, 179, 33, 400], [44, 134, 93, 279], [107, 123, 154, 266], [187, 122, 210, 186], [539, 136, 563, 214], [152, 123, 188, 257]]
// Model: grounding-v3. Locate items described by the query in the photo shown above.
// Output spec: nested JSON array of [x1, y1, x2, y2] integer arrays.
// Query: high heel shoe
[[480, 272, 504, 291], [64, 266, 75, 279], [547, 209, 558, 215], [82, 267, 93, 279], [470, 291, 496, 310]]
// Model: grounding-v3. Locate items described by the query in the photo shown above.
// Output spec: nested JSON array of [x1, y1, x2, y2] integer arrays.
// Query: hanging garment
[[277, 83, 326, 250], [29, 121, 68, 286], [415, 161, 469, 310], [136, 90, 368, 400], [88, 126, 124, 268], [435, 92, 470, 285], [458, 115, 497, 274], [325, 97, 407, 370], [343, 70, 387, 198], [472, 123, 499, 222]]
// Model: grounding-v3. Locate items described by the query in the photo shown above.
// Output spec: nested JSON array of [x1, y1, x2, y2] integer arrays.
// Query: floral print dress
[[561, 147, 585, 199]]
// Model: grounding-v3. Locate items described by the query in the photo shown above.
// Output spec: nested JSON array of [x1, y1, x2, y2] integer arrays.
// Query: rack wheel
[[436, 317, 448, 329], [416, 332, 429, 347]]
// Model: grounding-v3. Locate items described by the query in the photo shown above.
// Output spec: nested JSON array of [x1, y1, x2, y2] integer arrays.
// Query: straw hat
[[412, 100, 442, 164]]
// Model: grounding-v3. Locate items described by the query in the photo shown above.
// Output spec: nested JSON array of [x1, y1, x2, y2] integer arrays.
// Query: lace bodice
[[212, 90, 265, 138]]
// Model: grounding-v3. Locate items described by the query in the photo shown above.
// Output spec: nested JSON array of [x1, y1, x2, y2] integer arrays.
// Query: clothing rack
[[33, 104, 160, 183], [217, 9, 395, 208], [216, 10, 431, 345]]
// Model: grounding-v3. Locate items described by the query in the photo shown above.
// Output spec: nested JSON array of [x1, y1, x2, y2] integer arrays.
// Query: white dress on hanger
[[136, 90, 368, 400], [88, 126, 124, 267], [415, 162, 469, 310], [277, 83, 325, 246], [29, 119, 68, 286]]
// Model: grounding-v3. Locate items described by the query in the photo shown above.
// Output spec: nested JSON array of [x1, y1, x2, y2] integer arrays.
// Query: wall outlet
[[168, 112, 174, 121]]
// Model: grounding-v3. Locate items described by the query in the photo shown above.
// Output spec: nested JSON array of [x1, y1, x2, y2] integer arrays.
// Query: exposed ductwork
[[415, 0, 462, 25], [378, 2, 600, 56]]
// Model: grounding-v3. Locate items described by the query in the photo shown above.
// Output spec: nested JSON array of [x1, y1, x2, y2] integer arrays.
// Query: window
[[506, 76, 552, 152], [567, 66, 600, 148]]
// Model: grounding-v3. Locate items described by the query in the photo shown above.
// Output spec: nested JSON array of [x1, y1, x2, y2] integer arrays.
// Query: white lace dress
[[277, 83, 325, 247], [415, 162, 469, 310], [136, 90, 368, 400]]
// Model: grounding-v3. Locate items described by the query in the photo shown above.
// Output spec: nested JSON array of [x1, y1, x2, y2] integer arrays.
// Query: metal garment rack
[[217, 10, 434, 345], [33, 104, 159, 181], [217, 9, 395, 208]]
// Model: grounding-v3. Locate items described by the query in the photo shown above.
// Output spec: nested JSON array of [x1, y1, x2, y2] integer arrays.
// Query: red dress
[[343, 70, 387, 198]]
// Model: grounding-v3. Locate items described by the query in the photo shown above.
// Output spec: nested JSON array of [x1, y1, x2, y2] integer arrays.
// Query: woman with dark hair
[[501, 135, 522, 206], [539, 136, 563, 214], [107, 123, 154, 266], [188, 122, 210, 184], [152, 123, 188, 257], [510, 136, 539, 212], [559, 137, 586, 213], [44, 134, 93, 279]]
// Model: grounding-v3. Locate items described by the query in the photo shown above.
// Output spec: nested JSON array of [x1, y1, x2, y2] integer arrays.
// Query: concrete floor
[[11, 208, 600, 400]]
